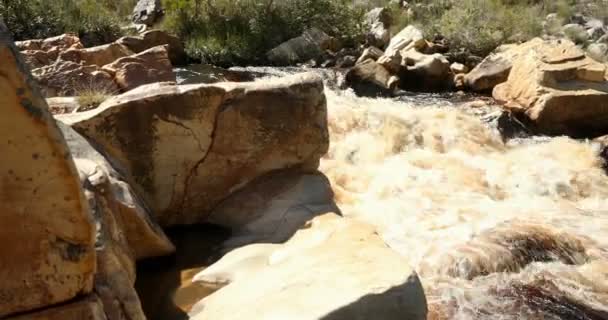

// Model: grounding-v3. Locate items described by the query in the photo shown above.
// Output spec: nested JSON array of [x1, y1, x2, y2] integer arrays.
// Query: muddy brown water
[[135, 224, 230, 320]]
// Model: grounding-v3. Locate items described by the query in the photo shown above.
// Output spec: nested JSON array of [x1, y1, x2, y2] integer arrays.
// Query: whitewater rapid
[[321, 87, 608, 319], [177, 66, 608, 319]]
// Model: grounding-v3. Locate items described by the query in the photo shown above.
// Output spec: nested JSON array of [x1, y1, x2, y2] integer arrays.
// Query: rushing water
[[175, 66, 608, 319]]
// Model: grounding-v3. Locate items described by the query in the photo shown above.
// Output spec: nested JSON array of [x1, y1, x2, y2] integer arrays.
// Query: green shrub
[[162, 0, 366, 66], [1, 0, 131, 46]]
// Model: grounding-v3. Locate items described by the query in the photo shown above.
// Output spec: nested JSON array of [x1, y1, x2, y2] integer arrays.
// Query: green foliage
[[161, 0, 366, 66], [0, 0, 133, 46], [384, 0, 543, 57], [432, 0, 543, 56]]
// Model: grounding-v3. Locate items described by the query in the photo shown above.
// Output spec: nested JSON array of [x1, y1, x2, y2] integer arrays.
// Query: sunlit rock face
[[60, 73, 329, 226], [190, 213, 427, 320], [0, 22, 96, 318], [493, 38, 608, 138]]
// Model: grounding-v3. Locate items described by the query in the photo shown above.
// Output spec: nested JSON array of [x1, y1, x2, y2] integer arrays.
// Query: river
[[143, 65, 608, 320]]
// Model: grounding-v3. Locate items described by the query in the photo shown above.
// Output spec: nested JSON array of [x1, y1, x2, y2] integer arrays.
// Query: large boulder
[[493, 38, 608, 137], [59, 43, 134, 68], [464, 39, 544, 92], [267, 28, 338, 66], [345, 59, 399, 97], [0, 24, 96, 317], [190, 214, 427, 320], [102, 45, 176, 91], [399, 49, 451, 91], [132, 0, 163, 27], [380, 25, 426, 61], [365, 7, 392, 49], [59, 73, 329, 226], [32, 60, 118, 97], [117, 30, 187, 66]]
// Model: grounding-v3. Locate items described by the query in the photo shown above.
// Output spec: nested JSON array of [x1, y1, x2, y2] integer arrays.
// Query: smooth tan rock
[[7, 295, 107, 320], [117, 30, 187, 65], [356, 46, 384, 64], [208, 170, 340, 249], [103, 45, 176, 91], [59, 73, 329, 226], [190, 214, 427, 320], [76, 160, 146, 320], [32, 60, 119, 97], [16, 34, 83, 52], [384, 25, 426, 57], [493, 38, 608, 137], [58, 122, 175, 260], [464, 39, 544, 92], [0, 25, 95, 317], [345, 59, 399, 96], [60, 43, 134, 68]]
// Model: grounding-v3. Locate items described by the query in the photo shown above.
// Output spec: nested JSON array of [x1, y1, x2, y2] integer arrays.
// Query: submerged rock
[[0, 23, 96, 317], [345, 59, 399, 97], [493, 38, 608, 137], [190, 214, 427, 320], [60, 73, 329, 226]]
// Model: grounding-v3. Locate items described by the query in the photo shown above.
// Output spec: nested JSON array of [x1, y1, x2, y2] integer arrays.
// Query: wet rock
[[336, 55, 357, 68], [450, 62, 468, 74], [102, 45, 176, 91], [345, 59, 399, 97], [174, 64, 258, 85], [267, 28, 338, 66], [356, 46, 384, 64], [400, 50, 452, 91], [0, 24, 96, 317], [117, 30, 187, 66], [132, 0, 163, 27], [59, 43, 134, 68], [493, 38, 608, 138], [190, 214, 427, 320], [60, 73, 329, 226], [32, 60, 119, 97]]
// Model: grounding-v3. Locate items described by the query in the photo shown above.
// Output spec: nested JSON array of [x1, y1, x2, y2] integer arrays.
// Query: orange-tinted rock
[[0, 23, 95, 317], [102, 45, 176, 91]]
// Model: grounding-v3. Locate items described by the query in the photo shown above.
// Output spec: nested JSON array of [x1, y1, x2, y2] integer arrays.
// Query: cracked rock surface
[[59, 73, 329, 226]]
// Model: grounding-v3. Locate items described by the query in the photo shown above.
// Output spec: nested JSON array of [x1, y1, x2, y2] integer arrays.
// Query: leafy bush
[[162, 0, 366, 66], [1, 0, 133, 46], [432, 0, 543, 56]]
